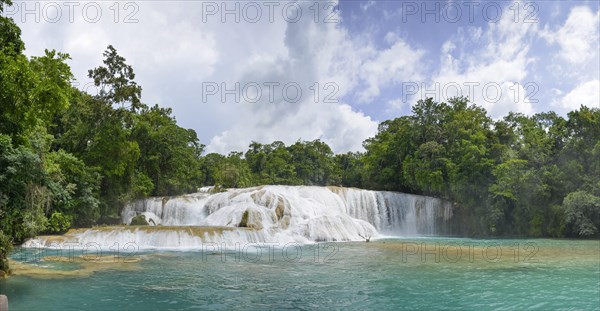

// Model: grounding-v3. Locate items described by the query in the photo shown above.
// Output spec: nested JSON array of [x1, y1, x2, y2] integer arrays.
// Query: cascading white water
[[122, 193, 212, 226], [24, 186, 452, 249]]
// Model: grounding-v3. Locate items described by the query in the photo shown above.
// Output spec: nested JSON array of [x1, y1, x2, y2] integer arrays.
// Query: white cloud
[[357, 38, 425, 103], [360, 1, 376, 12], [196, 2, 427, 154], [16, 2, 220, 104], [15, 0, 596, 154], [426, 0, 539, 118], [540, 6, 600, 92], [541, 6, 600, 65], [540, 5, 599, 112], [13, 1, 384, 153], [206, 1, 382, 153], [560, 80, 600, 110]]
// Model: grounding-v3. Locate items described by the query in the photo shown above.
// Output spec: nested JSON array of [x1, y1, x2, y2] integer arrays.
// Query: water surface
[[1, 238, 598, 310]]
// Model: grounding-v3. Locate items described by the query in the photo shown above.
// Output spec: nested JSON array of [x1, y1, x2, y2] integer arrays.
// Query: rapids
[[25, 186, 453, 249]]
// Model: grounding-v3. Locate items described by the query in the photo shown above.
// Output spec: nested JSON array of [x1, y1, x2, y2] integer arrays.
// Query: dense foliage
[[360, 98, 599, 238], [0, 1, 598, 273], [0, 4, 203, 272], [190, 99, 599, 239]]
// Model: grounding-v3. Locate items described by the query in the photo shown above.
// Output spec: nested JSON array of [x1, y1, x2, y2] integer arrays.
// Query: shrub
[[46, 212, 73, 234], [0, 231, 12, 274], [130, 214, 149, 226], [563, 191, 600, 237]]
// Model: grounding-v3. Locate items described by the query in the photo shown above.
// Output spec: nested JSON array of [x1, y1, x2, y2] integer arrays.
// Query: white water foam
[[25, 186, 452, 249]]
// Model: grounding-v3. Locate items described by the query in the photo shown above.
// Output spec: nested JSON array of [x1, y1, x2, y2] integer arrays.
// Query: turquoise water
[[1, 238, 599, 310]]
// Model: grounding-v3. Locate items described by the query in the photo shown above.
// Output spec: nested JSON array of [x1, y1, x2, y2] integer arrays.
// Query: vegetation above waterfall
[[198, 100, 599, 239], [0, 0, 598, 273]]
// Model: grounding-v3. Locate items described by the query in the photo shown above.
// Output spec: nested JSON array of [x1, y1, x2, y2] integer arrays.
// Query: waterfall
[[25, 186, 452, 249]]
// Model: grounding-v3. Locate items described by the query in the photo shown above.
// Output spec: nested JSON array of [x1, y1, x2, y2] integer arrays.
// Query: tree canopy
[[1, 0, 598, 274]]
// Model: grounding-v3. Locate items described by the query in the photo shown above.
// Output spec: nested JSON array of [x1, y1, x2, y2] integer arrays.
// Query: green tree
[[218, 152, 252, 188], [265, 142, 296, 184], [288, 139, 336, 185], [362, 117, 414, 191], [54, 46, 146, 221], [334, 152, 364, 188], [199, 153, 226, 186], [0, 134, 49, 242], [45, 150, 101, 227], [0, 0, 24, 55], [563, 191, 600, 237], [88, 45, 142, 112], [131, 105, 203, 196], [244, 141, 296, 185], [0, 49, 72, 141]]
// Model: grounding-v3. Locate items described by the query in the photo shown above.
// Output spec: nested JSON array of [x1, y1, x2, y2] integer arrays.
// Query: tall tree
[[0, 0, 24, 55], [132, 105, 203, 196], [88, 45, 142, 112]]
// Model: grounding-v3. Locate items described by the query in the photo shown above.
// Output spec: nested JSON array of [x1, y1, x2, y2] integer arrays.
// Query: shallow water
[[1, 238, 599, 310]]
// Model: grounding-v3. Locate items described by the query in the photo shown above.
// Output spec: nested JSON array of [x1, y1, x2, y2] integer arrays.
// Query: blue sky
[[5, 0, 599, 153], [338, 0, 599, 120]]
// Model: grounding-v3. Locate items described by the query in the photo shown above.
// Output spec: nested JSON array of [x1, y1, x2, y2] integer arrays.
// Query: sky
[[3, 0, 599, 154]]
